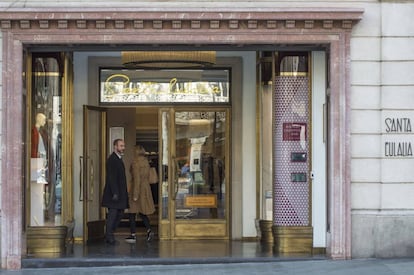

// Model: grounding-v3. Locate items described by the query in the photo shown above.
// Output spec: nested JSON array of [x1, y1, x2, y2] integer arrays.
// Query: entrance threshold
[[22, 238, 326, 268]]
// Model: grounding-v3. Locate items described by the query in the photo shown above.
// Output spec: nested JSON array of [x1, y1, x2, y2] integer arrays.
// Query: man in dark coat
[[102, 138, 129, 245]]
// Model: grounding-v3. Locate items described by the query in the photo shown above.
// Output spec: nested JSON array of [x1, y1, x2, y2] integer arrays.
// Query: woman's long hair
[[135, 145, 146, 156]]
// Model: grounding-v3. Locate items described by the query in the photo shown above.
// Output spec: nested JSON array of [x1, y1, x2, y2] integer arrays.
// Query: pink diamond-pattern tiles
[[273, 76, 310, 226]]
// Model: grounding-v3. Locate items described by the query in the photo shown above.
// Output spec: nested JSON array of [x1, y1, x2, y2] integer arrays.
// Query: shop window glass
[[30, 55, 62, 226], [279, 55, 308, 76], [175, 111, 226, 220]]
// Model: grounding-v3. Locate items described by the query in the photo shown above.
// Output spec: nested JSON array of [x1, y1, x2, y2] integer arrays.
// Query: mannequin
[[30, 112, 49, 225], [31, 113, 48, 184], [31, 113, 48, 158]]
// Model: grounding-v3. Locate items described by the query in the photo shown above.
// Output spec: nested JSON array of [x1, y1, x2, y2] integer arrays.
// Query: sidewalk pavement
[[2, 258, 414, 275]]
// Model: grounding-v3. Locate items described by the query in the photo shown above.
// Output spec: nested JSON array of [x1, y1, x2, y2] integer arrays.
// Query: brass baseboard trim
[[272, 226, 313, 255], [312, 247, 326, 255], [259, 220, 274, 243], [175, 223, 226, 238], [27, 226, 67, 254], [73, 237, 83, 244], [242, 236, 259, 242]]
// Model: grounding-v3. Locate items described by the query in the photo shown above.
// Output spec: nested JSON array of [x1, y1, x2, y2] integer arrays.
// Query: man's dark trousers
[[105, 208, 124, 243]]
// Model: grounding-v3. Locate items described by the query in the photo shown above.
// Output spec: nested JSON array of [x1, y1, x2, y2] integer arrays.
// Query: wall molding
[[0, 8, 363, 31]]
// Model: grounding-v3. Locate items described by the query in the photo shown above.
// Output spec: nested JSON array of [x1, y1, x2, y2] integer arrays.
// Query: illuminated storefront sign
[[100, 69, 230, 103]]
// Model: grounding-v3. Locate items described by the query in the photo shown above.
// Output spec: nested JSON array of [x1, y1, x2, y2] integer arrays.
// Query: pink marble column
[[1, 31, 23, 270], [327, 34, 352, 259]]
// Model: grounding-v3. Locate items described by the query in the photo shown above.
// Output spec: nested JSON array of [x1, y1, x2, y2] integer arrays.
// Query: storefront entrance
[[83, 106, 231, 242], [82, 65, 232, 242], [0, 8, 363, 269]]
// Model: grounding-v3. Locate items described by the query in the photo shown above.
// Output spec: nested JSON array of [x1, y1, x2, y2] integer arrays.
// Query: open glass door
[[159, 108, 230, 239], [82, 105, 107, 244]]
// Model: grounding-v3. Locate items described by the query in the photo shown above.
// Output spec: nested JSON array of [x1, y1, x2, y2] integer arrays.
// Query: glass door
[[82, 105, 107, 243], [159, 108, 230, 239]]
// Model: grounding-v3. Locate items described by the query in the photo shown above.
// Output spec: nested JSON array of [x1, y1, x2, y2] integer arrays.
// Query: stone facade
[[351, 2, 414, 258], [0, 0, 413, 269]]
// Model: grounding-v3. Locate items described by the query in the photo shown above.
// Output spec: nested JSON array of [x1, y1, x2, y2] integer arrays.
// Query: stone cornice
[[0, 8, 363, 31]]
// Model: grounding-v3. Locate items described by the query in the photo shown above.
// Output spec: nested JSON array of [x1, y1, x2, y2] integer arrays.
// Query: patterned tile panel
[[273, 76, 310, 226]]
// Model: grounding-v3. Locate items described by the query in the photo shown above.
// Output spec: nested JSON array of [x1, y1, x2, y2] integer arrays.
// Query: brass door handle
[[88, 158, 94, 202], [173, 157, 179, 200], [79, 156, 83, 201]]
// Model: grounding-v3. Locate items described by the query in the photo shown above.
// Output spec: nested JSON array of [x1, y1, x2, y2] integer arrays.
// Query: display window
[[29, 54, 63, 226]]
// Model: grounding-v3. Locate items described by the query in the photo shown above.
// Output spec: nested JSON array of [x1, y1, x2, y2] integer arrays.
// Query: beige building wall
[[351, 2, 414, 257]]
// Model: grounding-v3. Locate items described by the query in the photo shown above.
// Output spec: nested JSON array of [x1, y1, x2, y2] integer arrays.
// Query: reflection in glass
[[175, 111, 226, 219], [279, 55, 308, 76]]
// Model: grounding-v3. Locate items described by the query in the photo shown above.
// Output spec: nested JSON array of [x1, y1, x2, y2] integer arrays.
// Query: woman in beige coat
[[125, 145, 155, 243]]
